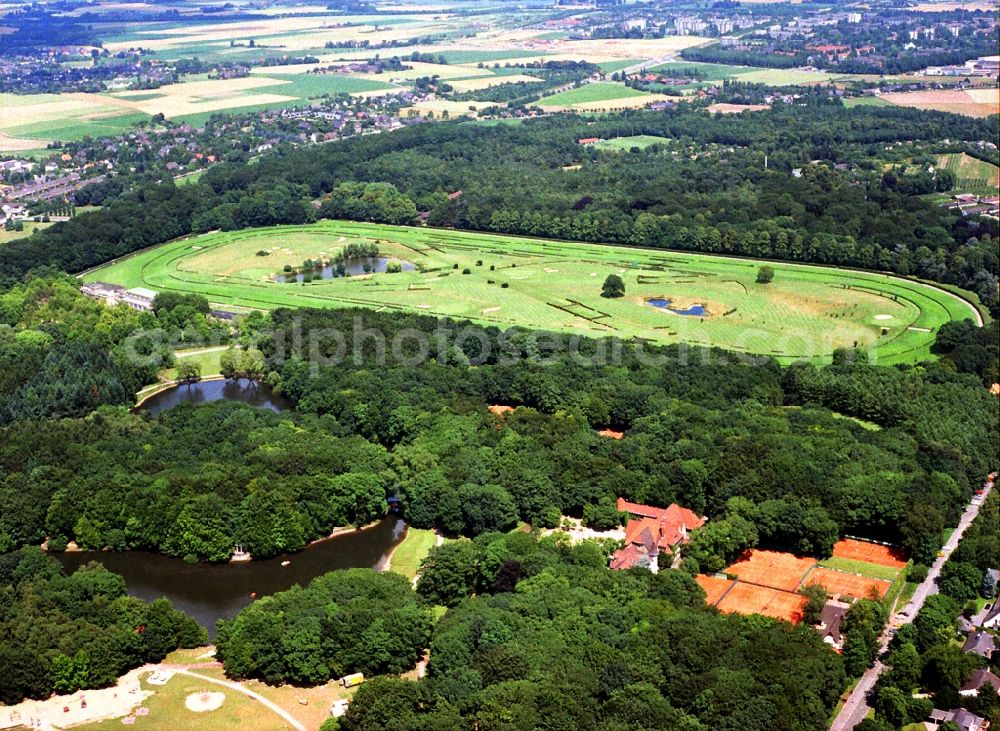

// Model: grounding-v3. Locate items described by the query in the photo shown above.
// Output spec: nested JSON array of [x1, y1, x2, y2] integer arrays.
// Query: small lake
[[54, 519, 407, 635], [646, 298, 707, 316], [275, 256, 415, 283], [138, 379, 292, 416]]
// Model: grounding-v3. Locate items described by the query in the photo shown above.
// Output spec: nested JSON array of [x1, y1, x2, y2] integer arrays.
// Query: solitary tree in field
[[601, 274, 625, 298], [756, 266, 775, 284]]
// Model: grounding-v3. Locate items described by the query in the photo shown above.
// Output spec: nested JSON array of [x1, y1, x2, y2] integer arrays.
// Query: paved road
[[830, 474, 995, 731], [620, 54, 678, 75]]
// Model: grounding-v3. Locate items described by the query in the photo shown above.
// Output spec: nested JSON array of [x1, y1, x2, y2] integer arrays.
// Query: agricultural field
[[0, 92, 151, 148], [539, 82, 678, 111], [936, 152, 1000, 195], [879, 87, 1000, 118], [82, 220, 979, 364]]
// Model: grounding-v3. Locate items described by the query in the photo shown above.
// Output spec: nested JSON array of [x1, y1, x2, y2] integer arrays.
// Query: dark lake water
[[138, 379, 292, 416], [646, 298, 707, 316], [275, 256, 415, 282], [54, 519, 407, 635]]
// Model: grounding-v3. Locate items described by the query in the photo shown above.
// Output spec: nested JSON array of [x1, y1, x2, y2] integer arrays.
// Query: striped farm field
[[81, 220, 980, 364]]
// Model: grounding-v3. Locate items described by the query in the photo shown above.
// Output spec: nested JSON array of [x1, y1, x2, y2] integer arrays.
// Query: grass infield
[[82, 220, 980, 364]]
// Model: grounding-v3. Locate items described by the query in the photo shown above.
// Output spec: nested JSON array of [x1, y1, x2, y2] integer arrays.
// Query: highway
[[829, 473, 995, 730]]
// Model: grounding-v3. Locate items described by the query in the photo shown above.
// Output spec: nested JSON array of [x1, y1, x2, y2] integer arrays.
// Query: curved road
[[830, 474, 995, 730]]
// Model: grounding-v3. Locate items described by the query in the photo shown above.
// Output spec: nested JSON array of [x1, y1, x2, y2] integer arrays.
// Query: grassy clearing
[[159, 347, 227, 382], [817, 556, 902, 581], [843, 96, 893, 108], [598, 59, 645, 73], [388, 528, 438, 580], [937, 152, 999, 196], [75, 671, 286, 731], [0, 220, 52, 244], [82, 221, 977, 365], [649, 61, 756, 80], [594, 135, 670, 151]]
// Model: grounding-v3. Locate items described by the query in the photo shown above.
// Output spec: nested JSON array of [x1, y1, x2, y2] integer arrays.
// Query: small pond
[[138, 379, 292, 416], [275, 256, 415, 283], [646, 298, 707, 316]]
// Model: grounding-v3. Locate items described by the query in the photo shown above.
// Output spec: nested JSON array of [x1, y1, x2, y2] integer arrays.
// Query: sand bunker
[[544, 268, 559, 273], [481, 306, 501, 313], [416, 304, 431, 309], [874, 314, 893, 320], [185, 692, 225, 713]]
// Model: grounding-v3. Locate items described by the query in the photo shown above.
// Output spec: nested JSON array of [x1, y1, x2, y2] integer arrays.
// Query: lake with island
[[275, 256, 416, 283]]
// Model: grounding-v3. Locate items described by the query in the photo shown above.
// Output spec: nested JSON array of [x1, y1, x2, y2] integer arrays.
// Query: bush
[[462, 268, 471, 275], [501, 282, 509, 289], [453, 263, 459, 269], [908, 563, 929, 583], [476, 260, 483, 266], [256, 250, 270, 257], [756, 266, 775, 284]]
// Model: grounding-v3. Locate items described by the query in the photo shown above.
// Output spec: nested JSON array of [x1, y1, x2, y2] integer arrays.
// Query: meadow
[[82, 221, 978, 364]]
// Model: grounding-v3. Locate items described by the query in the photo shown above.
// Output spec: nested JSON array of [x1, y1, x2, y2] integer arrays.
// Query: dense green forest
[[1, 307, 993, 568], [2, 104, 996, 313], [216, 569, 431, 685], [219, 532, 846, 731], [0, 548, 205, 705]]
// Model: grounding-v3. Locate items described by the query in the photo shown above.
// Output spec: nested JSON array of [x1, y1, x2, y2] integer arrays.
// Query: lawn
[[594, 135, 671, 151], [937, 152, 1000, 196], [75, 670, 292, 731], [82, 220, 980, 364], [817, 556, 902, 581], [387, 528, 439, 580], [540, 82, 651, 107], [159, 347, 228, 381], [0, 220, 52, 244]]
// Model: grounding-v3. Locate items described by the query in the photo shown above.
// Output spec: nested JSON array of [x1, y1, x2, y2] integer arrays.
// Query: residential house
[[981, 602, 1000, 629], [960, 668, 1000, 697], [962, 630, 997, 659], [818, 600, 849, 651], [927, 708, 990, 731]]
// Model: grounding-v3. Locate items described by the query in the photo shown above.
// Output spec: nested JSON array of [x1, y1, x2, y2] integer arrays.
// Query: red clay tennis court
[[725, 549, 817, 592], [803, 567, 891, 599], [832, 539, 907, 568], [716, 582, 807, 623], [696, 574, 734, 606]]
